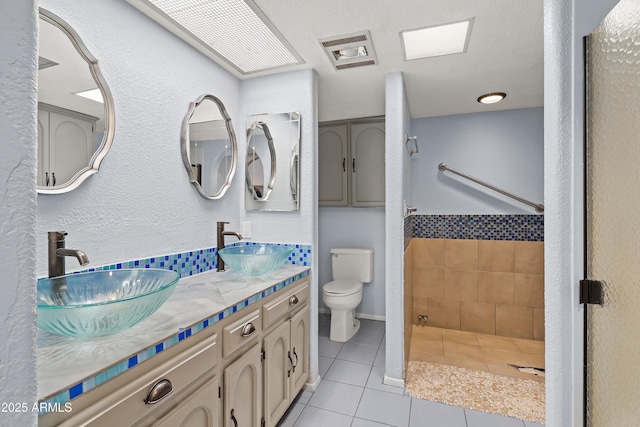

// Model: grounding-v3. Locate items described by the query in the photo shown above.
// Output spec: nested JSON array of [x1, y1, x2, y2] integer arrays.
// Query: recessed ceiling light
[[400, 19, 473, 61], [127, 0, 303, 74], [74, 88, 103, 103], [477, 92, 507, 104]]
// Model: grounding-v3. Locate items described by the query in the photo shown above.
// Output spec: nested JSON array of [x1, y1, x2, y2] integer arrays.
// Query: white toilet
[[322, 247, 374, 342]]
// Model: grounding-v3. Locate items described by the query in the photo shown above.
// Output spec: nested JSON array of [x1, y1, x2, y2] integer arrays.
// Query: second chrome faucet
[[216, 222, 242, 272]]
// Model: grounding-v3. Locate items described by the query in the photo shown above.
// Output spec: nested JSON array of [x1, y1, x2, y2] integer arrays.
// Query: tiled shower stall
[[404, 214, 544, 372]]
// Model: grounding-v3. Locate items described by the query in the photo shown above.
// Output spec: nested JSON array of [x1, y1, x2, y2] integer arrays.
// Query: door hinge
[[580, 279, 604, 305], [261, 348, 265, 362]]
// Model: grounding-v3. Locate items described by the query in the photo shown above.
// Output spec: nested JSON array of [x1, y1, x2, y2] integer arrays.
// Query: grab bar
[[438, 163, 544, 213]]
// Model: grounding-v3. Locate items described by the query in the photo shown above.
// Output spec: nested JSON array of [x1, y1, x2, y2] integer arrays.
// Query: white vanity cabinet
[[319, 119, 385, 207], [222, 344, 263, 427], [38, 103, 97, 188], [261, 282, 309, 427]]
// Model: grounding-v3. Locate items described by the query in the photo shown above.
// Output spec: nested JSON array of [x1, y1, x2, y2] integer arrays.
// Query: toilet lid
[[324, 279, 362, 295]]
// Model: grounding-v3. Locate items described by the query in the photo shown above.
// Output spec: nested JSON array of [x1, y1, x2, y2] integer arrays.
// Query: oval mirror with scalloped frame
[[246, 121, 276, 201], [245, 112, 300, 211], [37, 9, 115, 194], [181, 94, 237, 199]]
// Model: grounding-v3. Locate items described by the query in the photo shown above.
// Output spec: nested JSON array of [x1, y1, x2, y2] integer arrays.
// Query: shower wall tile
[[460, 301, 496, 335], [478, 272, 515, 305], [444, 270, 478, 302], [426, 298, 461, 330], [444, 239, 479, 270], [479, 240, 515, 272], [515, 241, 545, 274], [413, 268, 445, 299], [515, 274, 545, 308], [533, 308, 545, 341], [413, 238, 445, 268], [412, 214, 544, 241], [496, 305, 534, 340]]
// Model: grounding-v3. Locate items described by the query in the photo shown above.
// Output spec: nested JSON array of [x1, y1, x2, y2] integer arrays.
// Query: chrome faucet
[[216, 222, 242, 272], [48, 231, 90, 278]]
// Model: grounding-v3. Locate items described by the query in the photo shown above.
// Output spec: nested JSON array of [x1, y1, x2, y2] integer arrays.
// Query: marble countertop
[[37, 265, 310, 402]]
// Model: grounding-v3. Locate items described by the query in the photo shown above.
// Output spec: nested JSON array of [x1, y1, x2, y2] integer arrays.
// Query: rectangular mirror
[[245, 112, 300, 211]]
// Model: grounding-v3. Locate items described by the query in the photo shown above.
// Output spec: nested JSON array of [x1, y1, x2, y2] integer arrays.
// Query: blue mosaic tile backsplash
[[411, 214, 543, 242], [53, 242, 312, 279]]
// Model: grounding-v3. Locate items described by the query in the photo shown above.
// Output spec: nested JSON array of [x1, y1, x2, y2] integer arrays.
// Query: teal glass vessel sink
[[219, 244, 292, 276], [37, 268, 179, 338]]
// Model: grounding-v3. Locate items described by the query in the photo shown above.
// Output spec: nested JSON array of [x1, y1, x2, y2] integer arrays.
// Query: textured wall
[[544, 0, 619, 425], [239, 69, 319, 384], [0, 1, 38, 425], [411, 108, 543, 215], [384, 72, 412, 384], [36, 0, 242, 277]]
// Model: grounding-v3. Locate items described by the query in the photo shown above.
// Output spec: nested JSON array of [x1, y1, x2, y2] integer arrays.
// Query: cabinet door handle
[[287, 351, 293, 378], [144, 379, 173, 405], [45, 172, 50, 186], [231, 409, 238, 427], [52, 172, 56, 186], [343, 157, 346, 172], [289, 295, 299, 305], [352, 158, 356, 173], [292, 347, 299, 372], [240, 322, 256, 337]]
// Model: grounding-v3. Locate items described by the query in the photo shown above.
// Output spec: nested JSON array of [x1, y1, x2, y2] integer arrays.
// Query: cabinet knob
[[144, 379, 173, 405], [240, 322, 256, 337], [289, 295, 299, 305]]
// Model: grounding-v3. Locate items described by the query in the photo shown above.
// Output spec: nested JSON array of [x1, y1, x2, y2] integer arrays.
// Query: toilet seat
[[323, 279, 362, 296]]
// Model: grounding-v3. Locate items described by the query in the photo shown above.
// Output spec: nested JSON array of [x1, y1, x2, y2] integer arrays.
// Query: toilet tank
[[331, 247, 374, 283]]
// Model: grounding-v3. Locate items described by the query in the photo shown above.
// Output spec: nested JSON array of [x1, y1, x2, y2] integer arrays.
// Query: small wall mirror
[[245, 112, 300, 211], [37, 9, 115, 194], [181, 94, 237, 199], [246, 121, 276, 201]]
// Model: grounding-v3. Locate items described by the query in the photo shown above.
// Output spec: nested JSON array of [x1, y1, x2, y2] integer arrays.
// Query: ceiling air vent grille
[[319, 31, 377, 71]]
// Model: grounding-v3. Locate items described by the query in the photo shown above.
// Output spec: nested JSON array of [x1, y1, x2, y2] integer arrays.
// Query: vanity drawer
[[222, 309, 261, 358], [262, 282, 309, 329], [56, 333, 218, 427]]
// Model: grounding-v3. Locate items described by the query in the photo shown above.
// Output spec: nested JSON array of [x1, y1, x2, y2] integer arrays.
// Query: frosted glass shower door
[[585, 0, 640, 424]]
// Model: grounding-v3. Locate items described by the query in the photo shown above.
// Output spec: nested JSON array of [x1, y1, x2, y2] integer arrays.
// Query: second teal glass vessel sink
[[219, 244, 292, 276], [37, 268, 179, 338]]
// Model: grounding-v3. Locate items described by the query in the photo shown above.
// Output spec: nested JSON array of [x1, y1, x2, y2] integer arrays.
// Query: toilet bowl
[[322, 279, 363, 342], [322, 247, 373, 342]]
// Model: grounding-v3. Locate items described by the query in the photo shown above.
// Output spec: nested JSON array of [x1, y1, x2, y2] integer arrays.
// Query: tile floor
[[409, 326, 545, 382], [277, 315, 545, 427]]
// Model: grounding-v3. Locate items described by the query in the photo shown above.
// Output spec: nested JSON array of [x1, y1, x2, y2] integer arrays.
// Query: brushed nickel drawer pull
[[144, 379, 173, 405], [240, 322, 256, 337], [289, 295, 299, 305]]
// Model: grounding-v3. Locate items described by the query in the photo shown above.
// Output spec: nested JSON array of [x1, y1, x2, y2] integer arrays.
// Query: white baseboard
[[304, 374, 321, 392], [383, 375, 405, 389], [318, 307, 386, 322]]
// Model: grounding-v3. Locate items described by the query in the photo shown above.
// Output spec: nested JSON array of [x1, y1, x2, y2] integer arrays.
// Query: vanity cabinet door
[[223, 343, 263, 427], [290, 305, 309, 397], [152, 376, 220, 427], [351, 122, 385, 207], [319, 124, 349, 206], [263, 321, 291, 427]]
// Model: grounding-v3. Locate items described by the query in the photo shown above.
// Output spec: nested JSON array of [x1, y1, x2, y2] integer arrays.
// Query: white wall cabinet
[[38, 103, 97, 188], [39, 277, 310, 427], [319, 120, 385, 207]]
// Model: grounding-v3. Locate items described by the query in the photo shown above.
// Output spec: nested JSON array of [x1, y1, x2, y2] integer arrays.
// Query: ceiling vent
[[319, 31, 377, 71]]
